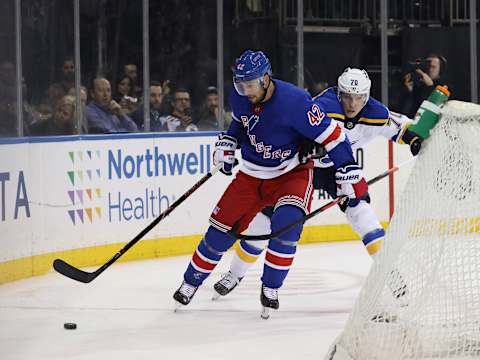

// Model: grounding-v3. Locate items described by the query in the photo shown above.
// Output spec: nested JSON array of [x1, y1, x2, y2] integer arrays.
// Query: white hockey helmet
[[337, 68, 371, 106]]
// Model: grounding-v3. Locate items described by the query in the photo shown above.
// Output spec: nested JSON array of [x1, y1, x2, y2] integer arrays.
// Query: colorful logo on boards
[[66, 150, 102, 225]]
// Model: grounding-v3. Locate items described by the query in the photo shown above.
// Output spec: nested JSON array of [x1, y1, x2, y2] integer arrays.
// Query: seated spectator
[[30, 95, 76, 136], [113, 75, 138, 114], [130, 81, 166, 131], [38, 56, 76, 117], [196, 86, 222, 131], [123, 63, 142, 98], [0, 64, 35, 137], [159, 88, 198, 132], [159, 79, 173, 115], [85, 77, 138, 133], [68, 86, 88, 108], [0, 89, 18, 137], [67, 86, 88, 133]]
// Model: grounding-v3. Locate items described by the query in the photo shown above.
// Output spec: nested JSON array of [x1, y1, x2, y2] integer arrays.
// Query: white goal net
[[326, 100, 480, 360]]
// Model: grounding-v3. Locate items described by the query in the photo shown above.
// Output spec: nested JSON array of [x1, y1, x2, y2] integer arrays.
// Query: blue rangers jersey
[[226, 79, 355, 179], [313, 87, 413, 168]]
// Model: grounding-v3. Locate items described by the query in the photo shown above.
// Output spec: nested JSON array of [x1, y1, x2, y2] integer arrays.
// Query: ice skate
[[260, 284, 279, 319], [173, 281, 198, 311], [212, 271, 243, 300]]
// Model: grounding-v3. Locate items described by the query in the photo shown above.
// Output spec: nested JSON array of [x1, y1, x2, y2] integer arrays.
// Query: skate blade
[[173, 301, 184, 312], [260, 307, 270, 320], [212, 291, 221, 301]]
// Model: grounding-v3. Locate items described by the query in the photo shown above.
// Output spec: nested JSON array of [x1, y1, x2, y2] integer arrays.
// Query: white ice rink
[[0, 241, 372, 360]]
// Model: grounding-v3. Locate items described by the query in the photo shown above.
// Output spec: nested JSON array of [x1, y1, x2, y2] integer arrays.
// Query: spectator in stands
[[196, 86, 221, 131], [123, 63, 142, 98], [399, 53, 448, 118], [68, 86, 88, 108], [113, 75, 138, 114], [0, 62, 35, 136], [30, 95, 76, 136], [39, 56, 76, 117], [130, 81, 166, 131], [158, 79, 173, 115], [68, 86, 88, 133], [86, 77, 138, 133], [159, 88, 198, 132], [0, 88, 18, 137]]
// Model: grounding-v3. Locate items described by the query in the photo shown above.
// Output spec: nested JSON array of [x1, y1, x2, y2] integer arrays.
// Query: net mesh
[[326, 101, 480, 360]]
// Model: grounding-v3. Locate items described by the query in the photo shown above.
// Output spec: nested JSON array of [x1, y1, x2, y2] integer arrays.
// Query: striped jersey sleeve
[[293, 102, 356, 168]]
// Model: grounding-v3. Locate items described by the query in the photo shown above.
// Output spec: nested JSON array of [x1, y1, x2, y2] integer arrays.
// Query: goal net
[[326, 101, 480, 360]]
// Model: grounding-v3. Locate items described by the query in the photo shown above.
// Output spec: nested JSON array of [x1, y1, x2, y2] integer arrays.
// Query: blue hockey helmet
[[233, 50, 272, 96]]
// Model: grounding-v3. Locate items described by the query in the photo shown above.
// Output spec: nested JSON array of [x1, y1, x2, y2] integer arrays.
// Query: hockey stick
[[229, 158, 416, 241], [53, 163, 223, 283]]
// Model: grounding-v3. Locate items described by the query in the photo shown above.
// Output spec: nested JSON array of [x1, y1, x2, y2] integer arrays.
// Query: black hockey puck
[[64, 322, 77, 330]]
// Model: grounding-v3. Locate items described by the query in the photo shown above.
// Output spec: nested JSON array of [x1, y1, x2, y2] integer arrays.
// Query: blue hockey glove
[[335, 163, 368, 203], [213, 134, 238, 175]]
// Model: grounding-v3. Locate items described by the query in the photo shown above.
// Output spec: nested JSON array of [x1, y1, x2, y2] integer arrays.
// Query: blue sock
[[239, 239, 264, 256], [184, 226, 236, 287], [262, 205, 304, 289]]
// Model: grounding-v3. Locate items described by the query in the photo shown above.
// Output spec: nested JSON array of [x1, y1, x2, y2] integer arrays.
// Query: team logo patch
[[252, 104, 264, 114], [345, 121, 355, 129], [307, 104, 325, 126]]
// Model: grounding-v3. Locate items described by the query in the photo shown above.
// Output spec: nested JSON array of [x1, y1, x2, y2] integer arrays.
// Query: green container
[[409, 85, 451, 139]]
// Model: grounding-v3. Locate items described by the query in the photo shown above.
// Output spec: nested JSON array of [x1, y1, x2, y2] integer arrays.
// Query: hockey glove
[[213, 134, 238, 175], [298, 140, 326, 164], [402, 128, 423, 156], [335, 163, 368, 203], [409, 136, 423, 156]]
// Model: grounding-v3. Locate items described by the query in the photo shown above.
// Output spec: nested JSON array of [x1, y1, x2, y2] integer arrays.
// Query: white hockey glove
[[213, 134, 238, 175], [335, 163, 369, 203]]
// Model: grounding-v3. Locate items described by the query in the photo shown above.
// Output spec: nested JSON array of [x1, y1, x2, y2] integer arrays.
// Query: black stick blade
[[53, 259, 96, 283]]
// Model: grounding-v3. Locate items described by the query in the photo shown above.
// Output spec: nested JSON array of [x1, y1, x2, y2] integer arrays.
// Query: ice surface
[[0, 241, 371, 360]]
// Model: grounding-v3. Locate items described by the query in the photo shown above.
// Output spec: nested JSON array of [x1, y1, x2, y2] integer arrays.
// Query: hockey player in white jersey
[[213, 67, 422, 299]]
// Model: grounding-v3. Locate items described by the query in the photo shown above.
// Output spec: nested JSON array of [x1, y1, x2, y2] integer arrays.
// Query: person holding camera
[[400, 53, 448, 118], [158, 87, 198, 132]]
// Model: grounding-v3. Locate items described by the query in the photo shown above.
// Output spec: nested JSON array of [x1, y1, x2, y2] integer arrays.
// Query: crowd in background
[[0, 51, 448, 138], [0, 0, 463, 139], [0, 57, 228, 137]]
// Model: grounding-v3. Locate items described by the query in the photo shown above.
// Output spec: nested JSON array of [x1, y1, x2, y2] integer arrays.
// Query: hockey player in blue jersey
[[212, 67, 421, 300], [173, 51, 368, 318]]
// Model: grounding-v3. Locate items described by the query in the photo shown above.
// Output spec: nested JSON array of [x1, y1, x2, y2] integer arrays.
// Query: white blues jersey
[[313, 87, 412, 168], [227, 80, 356, 179]]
